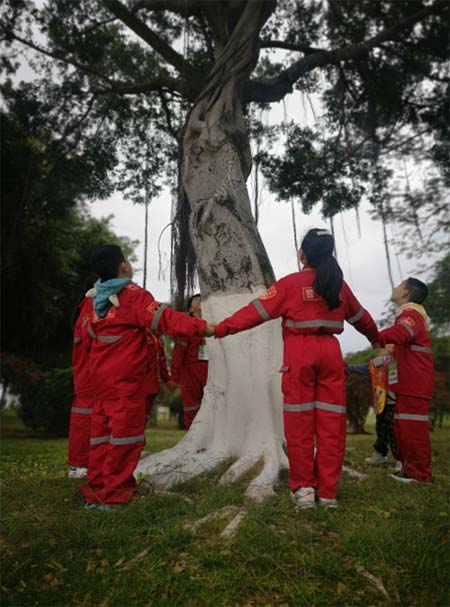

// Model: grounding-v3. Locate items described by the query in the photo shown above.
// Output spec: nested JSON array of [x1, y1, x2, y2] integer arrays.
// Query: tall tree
[[2, 0, 447, 498]]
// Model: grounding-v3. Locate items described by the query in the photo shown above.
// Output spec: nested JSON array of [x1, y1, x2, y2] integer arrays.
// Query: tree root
[[342, 465, 368, 479], [183, 505, 248, 539]]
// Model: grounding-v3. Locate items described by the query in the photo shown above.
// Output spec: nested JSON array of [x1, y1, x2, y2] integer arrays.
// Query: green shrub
[[1, 355, 73, 436]]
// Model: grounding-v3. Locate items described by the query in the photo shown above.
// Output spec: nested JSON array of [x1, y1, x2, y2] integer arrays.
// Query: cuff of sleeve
[[214, 323, 228, 338]]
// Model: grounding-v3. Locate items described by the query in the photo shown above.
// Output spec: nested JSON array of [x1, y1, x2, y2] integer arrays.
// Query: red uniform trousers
[[282, 334, 346, 500], [394, 394, 432, 482], [68, 395, 94, 468], [180, 363, 208, 430], [81, 395, 146, 504]]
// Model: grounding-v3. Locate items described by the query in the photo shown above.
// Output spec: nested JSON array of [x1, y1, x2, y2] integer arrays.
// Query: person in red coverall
[[214, 229, 379, 509], [378, 278, 434, 483], [67, 297, 94, 478], [171, 294, 209, 430], [145, 331, 175, 426], [81, 244, 215, 510]]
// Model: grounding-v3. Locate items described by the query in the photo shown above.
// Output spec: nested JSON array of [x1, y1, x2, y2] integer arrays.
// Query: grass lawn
[[1, 411, 449, 607]]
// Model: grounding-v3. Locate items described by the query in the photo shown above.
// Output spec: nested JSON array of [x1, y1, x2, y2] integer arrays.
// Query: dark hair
[[90, 244, 125, 281], [187, 293, 201, 315], [301, 228, 343, 310], [405, 277, 428, 304]]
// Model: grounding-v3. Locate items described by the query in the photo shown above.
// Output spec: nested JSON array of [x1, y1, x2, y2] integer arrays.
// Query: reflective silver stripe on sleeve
[[286, 319, 343, 330], [411, 345, 433, 353], [87, 324, 97, 339], [90, 435, 110, 445], [151, 304, 168, 331], [97, 335, 123, 343], [252, 299, 271, 322], [71, 407, 92, 414], [315, 401, 346, 414], [110, 434, 145, 445], [283, 403, 315, 412], [73, 337, 82, 344], [394, 413, 429, 422], [184, 405, 201, 412], [347, 307, 364, 324], [399, 321, 414, 337]]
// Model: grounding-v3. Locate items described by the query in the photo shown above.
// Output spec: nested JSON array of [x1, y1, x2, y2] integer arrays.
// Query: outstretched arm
[[215, 282, 287, 338]]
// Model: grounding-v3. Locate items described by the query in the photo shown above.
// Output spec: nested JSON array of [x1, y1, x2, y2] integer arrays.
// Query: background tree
[[1, 0, 448, 498], [1, 84, 137, 368]]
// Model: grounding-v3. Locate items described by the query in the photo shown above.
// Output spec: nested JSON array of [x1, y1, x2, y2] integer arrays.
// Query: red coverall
[[171, 335, 208, 430], [215, 268, 379, 499], [379, 304, 434, 481], [145, 332, 171, 425], [68, 298, 94, 468], [81, 283, 206, 505]]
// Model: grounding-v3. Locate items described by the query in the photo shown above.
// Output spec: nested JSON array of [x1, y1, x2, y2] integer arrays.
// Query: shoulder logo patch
[[400, 316, 415, 327], [147, 300, 161, 315], [302, 286, 322, 302], [259, 286, 277, 300]]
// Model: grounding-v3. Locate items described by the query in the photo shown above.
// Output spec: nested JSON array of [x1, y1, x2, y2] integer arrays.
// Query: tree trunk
[[137, 1, 289, 501]]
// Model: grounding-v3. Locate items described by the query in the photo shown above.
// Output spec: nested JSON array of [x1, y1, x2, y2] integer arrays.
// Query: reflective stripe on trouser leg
[[68, 396, 93, 468], [102, 397, 147, 503], [314, 338, 347, 500], [81, 399, 111, 503], [394, 394, 432, 482], [283, 404, 316, 492], [314, 404, 347, 499]]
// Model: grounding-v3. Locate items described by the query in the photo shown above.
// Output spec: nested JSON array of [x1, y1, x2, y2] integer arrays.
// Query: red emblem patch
[[302, 286, 322, 302], [401, 316, 416, 327], [147, 300, 161, 315], [125, 283, 139, 291], [259, 286, 277, 300]]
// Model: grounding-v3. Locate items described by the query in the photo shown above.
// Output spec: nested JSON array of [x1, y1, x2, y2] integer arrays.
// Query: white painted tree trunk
[[137, 1, 288, 501], [137, 294, 288, 501]]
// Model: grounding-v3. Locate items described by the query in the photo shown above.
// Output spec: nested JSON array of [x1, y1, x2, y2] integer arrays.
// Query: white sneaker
[[319, 497, 338, 509], [388, 472, 417, 484], [394, 460, 402, 472], [290, 487, 316, 509], [364, 452, 388, 465], [68, 466, 88, 478]]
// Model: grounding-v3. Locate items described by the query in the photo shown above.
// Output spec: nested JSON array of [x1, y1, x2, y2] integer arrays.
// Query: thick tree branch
[[92, 74, 189, 96], [260, 39, 325, 54], [245, 0, 448, 104], [103, 0, 203, 97], [131, 0, 202, 16]]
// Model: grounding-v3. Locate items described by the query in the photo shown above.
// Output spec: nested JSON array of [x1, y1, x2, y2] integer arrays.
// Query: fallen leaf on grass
[[19, 580, 26, 589], [42, 573, 54, 584], [114, 558, 126, 568], [86, 561, 97, 573], [173, 560, 187, 574], [356, 566, 388, 597], [336, 582, 347, 594]]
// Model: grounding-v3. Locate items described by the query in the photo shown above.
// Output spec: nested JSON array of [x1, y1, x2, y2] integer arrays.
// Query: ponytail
[[300, 229, 343, 310]]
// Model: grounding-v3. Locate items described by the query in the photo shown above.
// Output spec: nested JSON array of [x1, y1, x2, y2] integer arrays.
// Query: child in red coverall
[[378, 278, 434, 483], [145, 332, 175, 427], [67, 296, 94, 478], [81, 245, 215, 510], [171, 294, 209, 430], [214, 229, 379, 509]]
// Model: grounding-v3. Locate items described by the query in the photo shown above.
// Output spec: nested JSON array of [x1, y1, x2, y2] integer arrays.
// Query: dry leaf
[[114, 558, 126, 568], [173, 560, 187, 574], [42, 573, 54, 585]]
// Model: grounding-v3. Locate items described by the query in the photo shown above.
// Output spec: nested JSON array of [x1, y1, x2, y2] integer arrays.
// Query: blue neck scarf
[[93, 278, 131, 317]]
